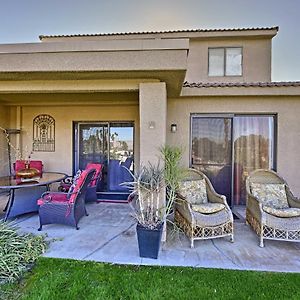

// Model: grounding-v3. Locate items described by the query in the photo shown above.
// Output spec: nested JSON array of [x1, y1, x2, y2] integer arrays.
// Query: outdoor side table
[[0, 172, 67, 221]]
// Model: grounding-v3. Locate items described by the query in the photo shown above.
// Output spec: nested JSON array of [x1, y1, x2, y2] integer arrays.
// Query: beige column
[[139, 82, 167, 165], [139, 82, 167, 241], [0, 105, 9, 176]]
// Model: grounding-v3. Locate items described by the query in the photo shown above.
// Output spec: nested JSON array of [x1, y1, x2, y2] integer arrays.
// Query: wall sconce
[[148, 121, 156, 129], [171, 123, 177, 133]]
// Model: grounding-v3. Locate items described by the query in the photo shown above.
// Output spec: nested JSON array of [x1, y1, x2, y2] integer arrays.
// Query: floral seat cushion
[[262, 206, 300, 218], [191, 203, 225, 214], [178, 179, 208, 204], [251, 183, 289, 209]]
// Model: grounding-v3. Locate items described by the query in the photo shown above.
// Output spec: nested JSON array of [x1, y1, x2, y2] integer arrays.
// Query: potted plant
[[124, 146, 183, 259]]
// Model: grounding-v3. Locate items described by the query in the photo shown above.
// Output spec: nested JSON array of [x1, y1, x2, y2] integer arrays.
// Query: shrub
[[0, 221, 47, 284]]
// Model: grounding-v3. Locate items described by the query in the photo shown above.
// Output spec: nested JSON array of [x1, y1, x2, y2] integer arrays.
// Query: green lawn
[[1, 257, 300, 300]]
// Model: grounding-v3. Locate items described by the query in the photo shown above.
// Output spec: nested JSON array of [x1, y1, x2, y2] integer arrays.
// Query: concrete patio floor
[[1, 197, 300, 273]]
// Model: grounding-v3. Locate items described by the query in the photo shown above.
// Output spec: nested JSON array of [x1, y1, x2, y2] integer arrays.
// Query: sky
[[0, 0, 300, 81]]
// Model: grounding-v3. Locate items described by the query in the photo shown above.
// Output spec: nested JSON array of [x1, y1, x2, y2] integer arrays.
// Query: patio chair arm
[[206, 186, 227, 205], [247, 193, 264, 221], [286, 187, 300, 208], [42, 192, 69, 196], [175, 194, 194, 222], [40, 191, 69, 202]]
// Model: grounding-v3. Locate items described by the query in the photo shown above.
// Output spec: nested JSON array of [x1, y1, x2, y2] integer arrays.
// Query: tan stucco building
[[1, 26, 300, 207]]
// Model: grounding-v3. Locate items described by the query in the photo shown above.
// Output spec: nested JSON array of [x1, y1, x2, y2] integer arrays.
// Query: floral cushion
[[191, 203, 225, 214], [263, 206, 300, 218], [67, 170, 82, 200], [251, 183, 289, 209], [178, 179, 208, 204]]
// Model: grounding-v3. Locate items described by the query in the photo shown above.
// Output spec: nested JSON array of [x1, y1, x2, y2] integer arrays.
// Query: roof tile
[[39, 26, 279, 40], [183, 81, 300, 88]]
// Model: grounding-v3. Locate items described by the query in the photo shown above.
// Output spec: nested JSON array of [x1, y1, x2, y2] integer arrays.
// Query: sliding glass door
[[74, 122, 134, 192], [191, 114, 276, 206]]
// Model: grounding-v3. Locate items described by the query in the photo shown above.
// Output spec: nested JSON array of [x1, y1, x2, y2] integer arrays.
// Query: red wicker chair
[[37, 168, 96, 230], [59, 163, 103, 202]]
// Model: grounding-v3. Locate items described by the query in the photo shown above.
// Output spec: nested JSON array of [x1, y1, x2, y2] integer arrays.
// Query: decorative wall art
[[33, 114, 55, 152]]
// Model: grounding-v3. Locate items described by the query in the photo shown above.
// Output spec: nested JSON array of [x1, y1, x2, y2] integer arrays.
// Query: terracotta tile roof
[[183, 81, 300, 88], [39, 27, 279, 40]]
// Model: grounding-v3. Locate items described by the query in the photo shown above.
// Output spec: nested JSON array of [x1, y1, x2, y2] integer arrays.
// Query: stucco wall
[[139, 82, 167, 165], [185, 38, 272, 83], [17, 104, 139, 175], [167, 96, 300, 197], [0, 105, 9, 176]]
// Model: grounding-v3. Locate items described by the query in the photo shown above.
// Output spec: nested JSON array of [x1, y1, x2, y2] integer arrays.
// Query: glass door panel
[[108, 123, 134, 192], [78, 124, 108, 169], [191, 117, 233, 205], [233, 116, 274, 205], [77, 123, 109, 191]]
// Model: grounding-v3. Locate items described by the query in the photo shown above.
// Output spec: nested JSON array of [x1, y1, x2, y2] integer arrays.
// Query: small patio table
[[0, 172, 67, 221]]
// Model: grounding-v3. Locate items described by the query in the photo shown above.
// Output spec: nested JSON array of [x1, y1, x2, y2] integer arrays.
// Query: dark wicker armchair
[[37, 168, 96, 230], [246, 169, 300, 247], [175, 169, 234, 248]]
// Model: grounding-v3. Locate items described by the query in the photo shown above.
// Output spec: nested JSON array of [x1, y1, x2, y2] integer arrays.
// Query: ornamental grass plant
[[0, 221, 47, 284], [124, 146, 184, 230], [126, 163, 165, 230]]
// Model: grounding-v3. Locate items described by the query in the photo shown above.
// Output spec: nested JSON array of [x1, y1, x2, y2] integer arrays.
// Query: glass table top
[[0, 172, 67, 189]]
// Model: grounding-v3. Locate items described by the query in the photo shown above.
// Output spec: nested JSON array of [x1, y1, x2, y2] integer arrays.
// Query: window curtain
[[233, 116, 274, 205]]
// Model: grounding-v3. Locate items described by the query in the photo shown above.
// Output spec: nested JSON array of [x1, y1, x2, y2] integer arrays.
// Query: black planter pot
[[136, 222, 164, 259]]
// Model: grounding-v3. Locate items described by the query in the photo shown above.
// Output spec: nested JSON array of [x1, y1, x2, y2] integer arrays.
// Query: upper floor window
[[208, 47, 242, 77]]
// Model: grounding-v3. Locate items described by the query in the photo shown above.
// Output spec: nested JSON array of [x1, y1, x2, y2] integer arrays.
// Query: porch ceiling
[[0, 91, 139, 106], [0, 39, 188, 103], [0, 69, 186, 105]]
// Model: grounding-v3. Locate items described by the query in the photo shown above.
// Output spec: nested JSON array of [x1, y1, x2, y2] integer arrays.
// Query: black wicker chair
[[37, 168, 96, 230]]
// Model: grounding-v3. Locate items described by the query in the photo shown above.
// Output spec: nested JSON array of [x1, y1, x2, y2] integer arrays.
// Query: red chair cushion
[[37, 193, 68, 206], [69, 170, 89, 203], [86, 163, 103, 187]]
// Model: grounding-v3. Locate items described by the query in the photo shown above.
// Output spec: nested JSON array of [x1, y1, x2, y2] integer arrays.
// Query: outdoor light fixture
[[148, 121, 155, 129], [171, 123, 177, 133]]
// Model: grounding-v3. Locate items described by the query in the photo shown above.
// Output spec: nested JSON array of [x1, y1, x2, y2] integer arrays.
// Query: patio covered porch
[[0, 38, 188, 203], [2, 197, 300, 273]]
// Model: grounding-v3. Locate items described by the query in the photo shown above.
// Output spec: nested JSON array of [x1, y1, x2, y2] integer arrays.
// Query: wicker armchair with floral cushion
[[246, 169, 300, 247], [175, 169, 234, 248]]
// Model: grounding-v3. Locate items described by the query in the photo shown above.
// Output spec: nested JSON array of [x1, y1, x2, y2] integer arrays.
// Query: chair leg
[[259, 236, 264, 248], [38, 225, 42, 231], [76, 225, 80, 230], [230, 234, 234, 243], [190, 238, 194, 248], [85, 208, 89, 216]]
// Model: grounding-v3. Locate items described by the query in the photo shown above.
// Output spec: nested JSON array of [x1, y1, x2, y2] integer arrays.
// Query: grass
[[0, 221, 47, 284], [1, 257, 300, 300]]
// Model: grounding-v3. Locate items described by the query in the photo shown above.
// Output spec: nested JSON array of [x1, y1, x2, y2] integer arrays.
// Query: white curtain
[[233, 116, 274, 205]]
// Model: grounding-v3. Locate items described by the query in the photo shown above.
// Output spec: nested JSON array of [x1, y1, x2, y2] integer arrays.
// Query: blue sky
[[1, 0, 299, 81]]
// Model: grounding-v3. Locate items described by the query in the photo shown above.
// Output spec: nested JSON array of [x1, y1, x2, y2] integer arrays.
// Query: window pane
[[226, 48, 242, 76], [209, 48, 224, 76]]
